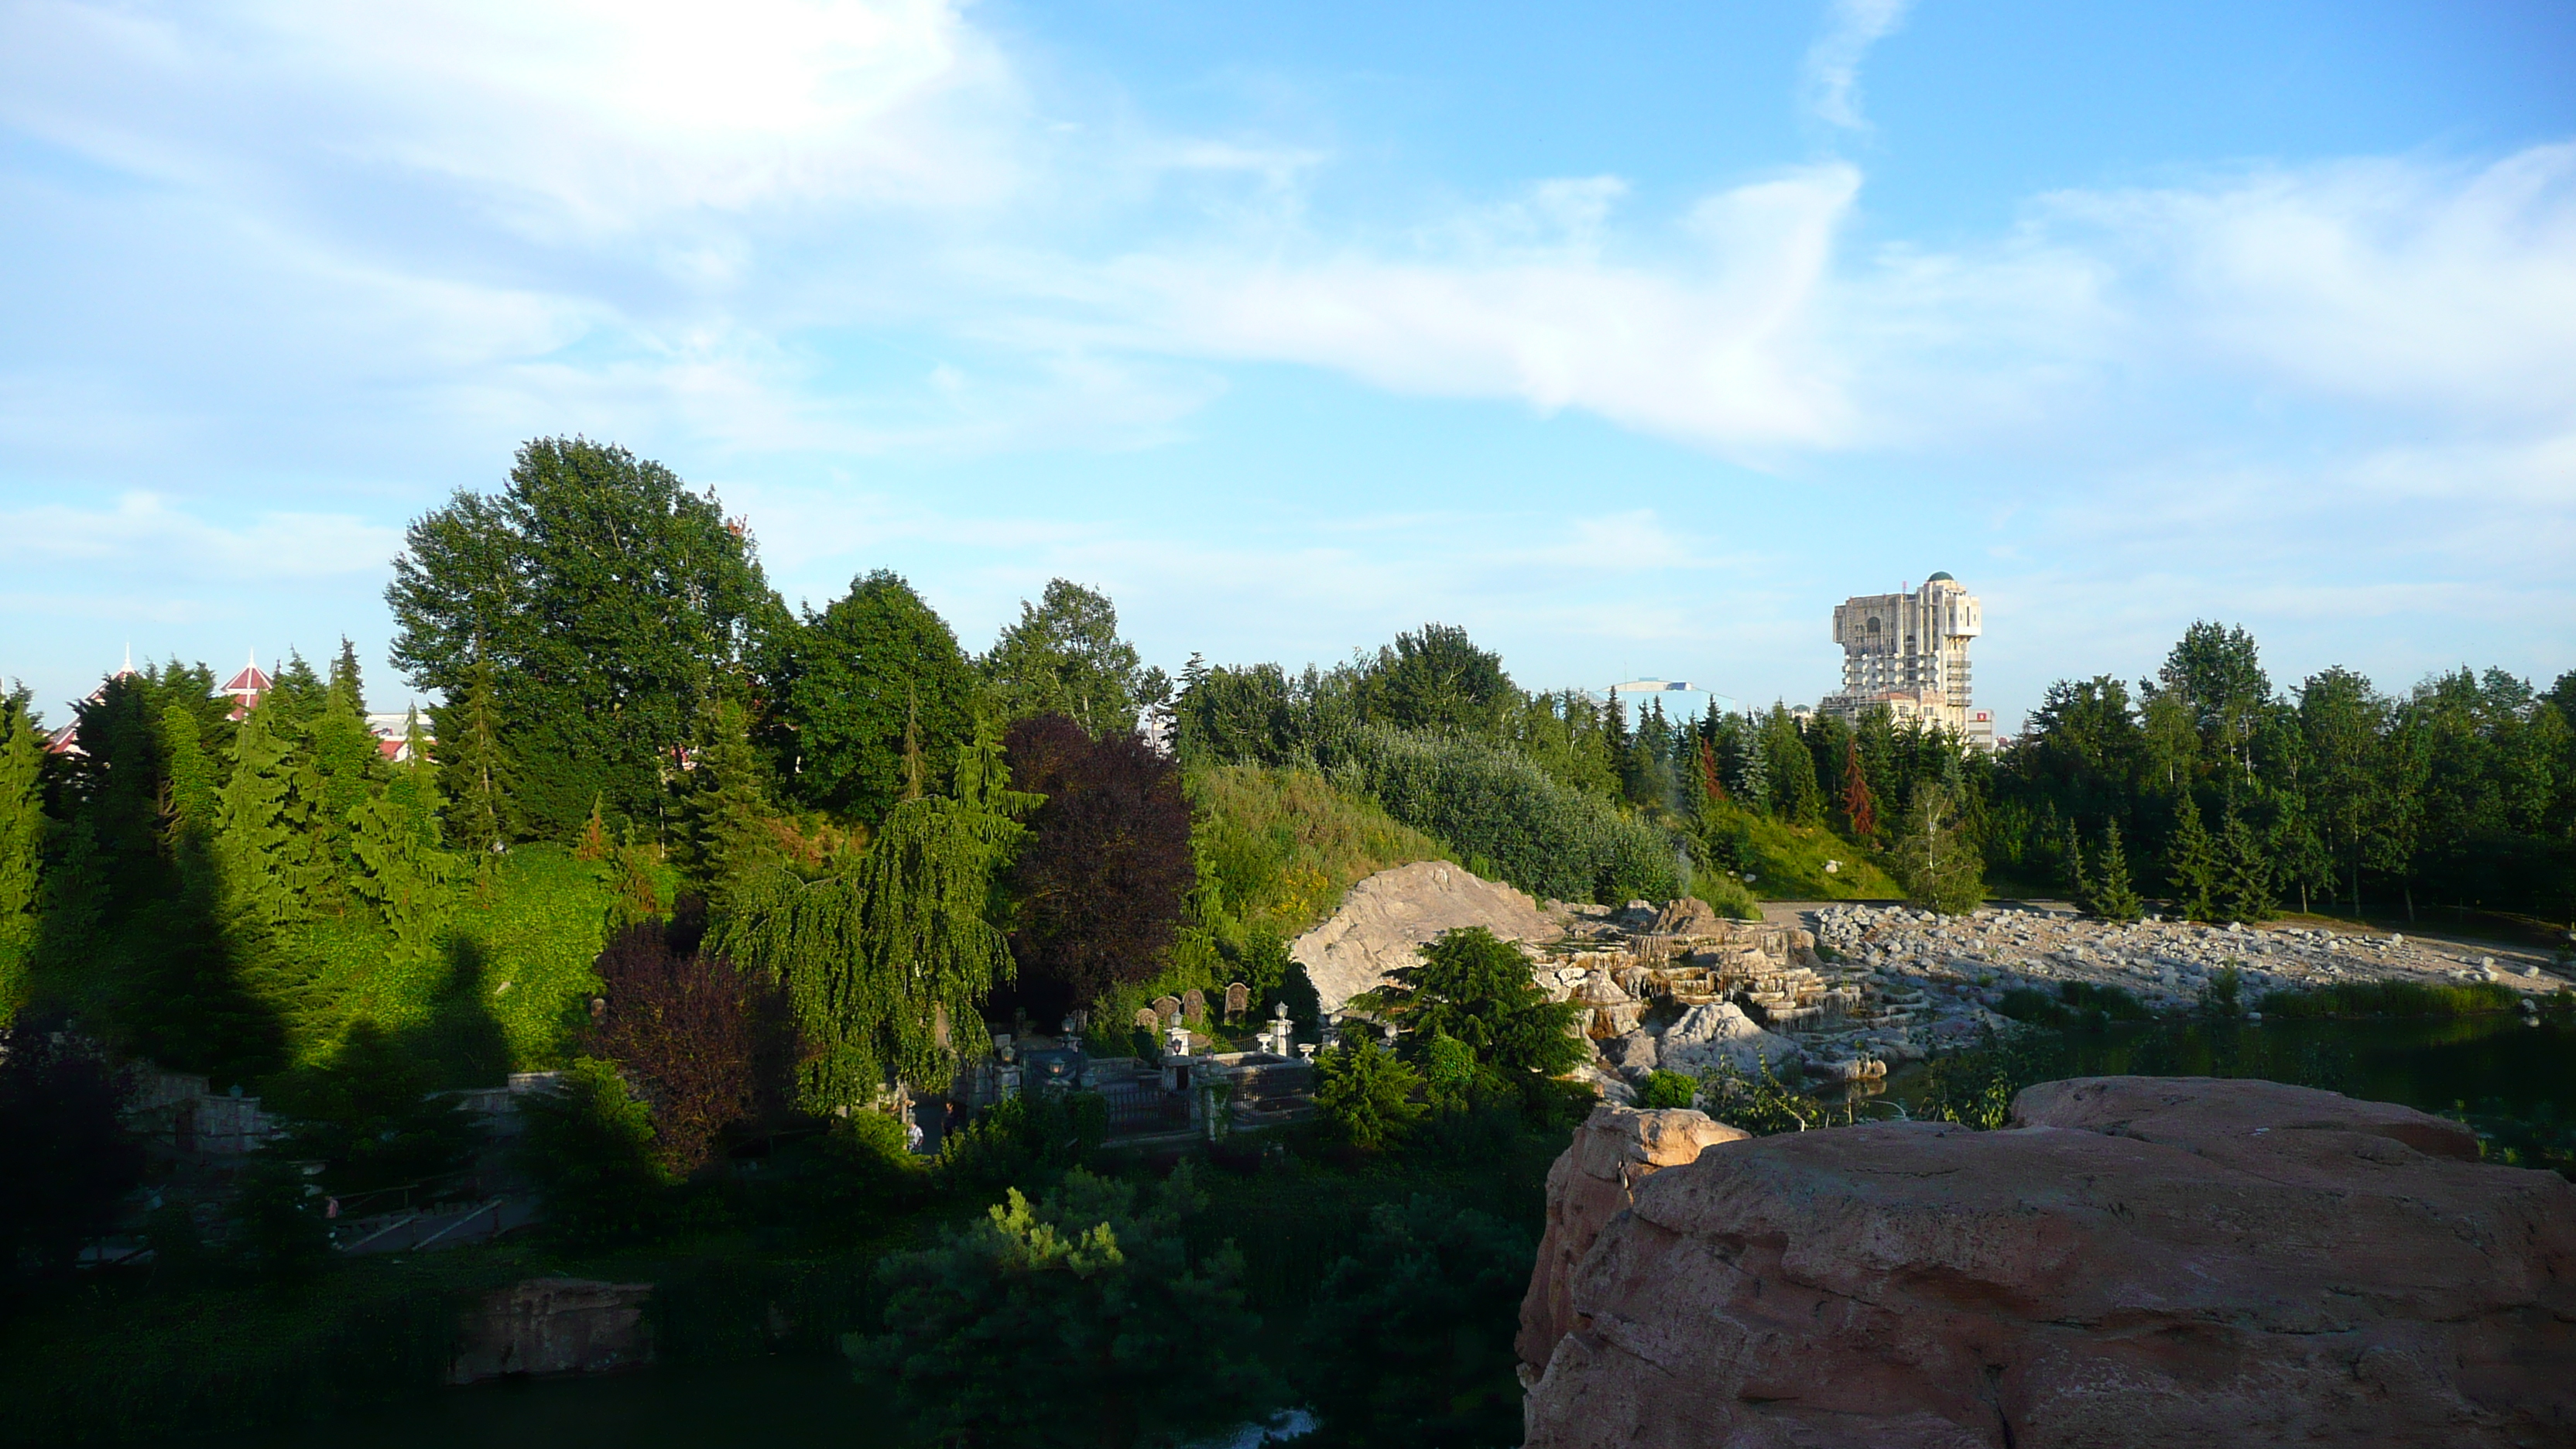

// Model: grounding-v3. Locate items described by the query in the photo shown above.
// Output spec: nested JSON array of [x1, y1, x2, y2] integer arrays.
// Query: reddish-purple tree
[[587, 916, 785, 1173], [1003, 713, 1197, 1019]]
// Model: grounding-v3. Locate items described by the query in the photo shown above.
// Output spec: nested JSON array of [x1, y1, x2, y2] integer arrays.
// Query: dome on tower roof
[[1925, 570, 1954, 583]]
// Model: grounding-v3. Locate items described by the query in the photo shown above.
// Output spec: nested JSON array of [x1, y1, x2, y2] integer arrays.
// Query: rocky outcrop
[[1290, 861, 1559, 1014], [1523, 1077, 2576, 1448], [1654, 1002, 1801, 1077], [450, 1278, 655, 1383], [1515, 1103, 1751, 1375]]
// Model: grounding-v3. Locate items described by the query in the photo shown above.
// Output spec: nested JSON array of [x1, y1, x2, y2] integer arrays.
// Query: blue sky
[[3, 0, 2572, 729]]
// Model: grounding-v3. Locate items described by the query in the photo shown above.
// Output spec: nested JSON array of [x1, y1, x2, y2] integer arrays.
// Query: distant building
[[1819, 573, 1994, 749], [221, 656, 274, 720]]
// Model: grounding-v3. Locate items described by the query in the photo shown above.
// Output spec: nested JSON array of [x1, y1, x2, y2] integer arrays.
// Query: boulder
[[1290, 861, 1558, 1015], [1516, 1104, 1751, 1376], [1649, 897, 1727, 937], [1597, 1032, 1660, 1073], [1522, 1076, 2576, 1448], [450, 1277, 655, 1383], [1654, 1002, 1801, 1076]]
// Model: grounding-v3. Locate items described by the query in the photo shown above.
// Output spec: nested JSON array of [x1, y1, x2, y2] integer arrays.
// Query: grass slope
[[1187, 764, 1453, 940], [1734, 814, 1902, 900]]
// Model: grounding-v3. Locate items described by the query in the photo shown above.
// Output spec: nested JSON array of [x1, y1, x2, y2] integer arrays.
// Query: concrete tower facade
[[1821, 574, 1993, 748]]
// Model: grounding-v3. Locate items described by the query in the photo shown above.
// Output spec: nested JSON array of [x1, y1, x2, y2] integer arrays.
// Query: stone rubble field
[[1533, 897, 2569, 1104]]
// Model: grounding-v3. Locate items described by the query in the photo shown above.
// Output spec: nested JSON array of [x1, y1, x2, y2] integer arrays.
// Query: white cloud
[[1800, 0, 1911, 132], [1086, 165, 1865, 454], [0, 492, 402, 581]]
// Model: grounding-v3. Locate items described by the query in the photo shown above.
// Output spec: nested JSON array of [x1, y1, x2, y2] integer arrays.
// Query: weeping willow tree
[[714, 720, 1035, 1112]]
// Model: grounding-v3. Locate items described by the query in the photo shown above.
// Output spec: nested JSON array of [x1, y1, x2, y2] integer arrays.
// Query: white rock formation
[[1290, 860, 1560, 1015], [1656, 1002, 1804, 1077]]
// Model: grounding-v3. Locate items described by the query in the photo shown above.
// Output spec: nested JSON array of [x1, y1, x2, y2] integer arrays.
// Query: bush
[[0, 1023, 142, 1290], [1324, 724, 1682, 905], [1359, 927, 1588, 1086], [1295, 1197, 1534, 1448], [514, 1057, 673, 1247], [1314, 1036, 1424, 1151], [1635, 1070, 1700, 1109], [851, 1166, 1277, 1449], [1994, 981, 2153, 1029]]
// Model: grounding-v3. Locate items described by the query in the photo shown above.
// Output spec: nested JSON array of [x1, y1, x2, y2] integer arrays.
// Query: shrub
[[1635, 1070, 1700, 1109], [851, 1165, 1277, 1449], [1324, 724, 1682, 905], [515, 1057, 673, 1247], [1359, 927, 1588, 1086], [587, 920, 781, 1175], [1314, 1036, 1424, 1151], [0, 1024, 142, 1290], [1295, 1197, 1534, 1448]]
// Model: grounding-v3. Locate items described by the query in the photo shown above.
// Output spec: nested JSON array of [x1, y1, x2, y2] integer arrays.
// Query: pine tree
[[0, 690, 46, 1017], [2061, 817, 2091, 913], [157, 705, 222, 899], [675, 696, 786, 913], [2166, 793, 2220, 921], [2091, 821, 2145, 922], [1841, 739, 1880, 841], [2215, 803, 2278, 925], [216, 702, 304, 926], [431, 658, 516, 860], [348, 786, 455, 957]]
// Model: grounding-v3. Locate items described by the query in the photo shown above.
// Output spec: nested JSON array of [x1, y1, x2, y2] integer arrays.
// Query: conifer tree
[[2091, 821, 2145, 922], [1841, 739, 1880, 841], [2215, 803, 2278, 924], [431, 658, 516, 860], [2166, 793, 2221, 921], [348, 785, 455, 957], [2061, 817, 2091, 912], [156, 705, 222, 899], [711, 731, 1028, 1111], [574, 794, 610, 862], [216, 702, 303, 927], [674, 697, 785, 914], [0, 690, 46, 1017]]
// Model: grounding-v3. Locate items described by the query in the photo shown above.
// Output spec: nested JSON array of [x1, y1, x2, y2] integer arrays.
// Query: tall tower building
[[1821, 573, 1992, 748]]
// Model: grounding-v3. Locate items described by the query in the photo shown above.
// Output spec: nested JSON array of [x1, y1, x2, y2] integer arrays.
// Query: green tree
[[714, 783, 1022, 1112], [2214, 803, 2277, 924], [347, 780, 455, 957], [430, 657, 516, 859], [2166, 793, 2220, 921], [515, 1057, 672, 1247], [980, 579, 1153, 739], [387, 437, 786, 838], [0, 690, 43, 1018], [2060, 817, 2091, 910], [1314, 1033, 1426, 1149], [779, 570, 979, 824], [1296, 1197, 1534, 1448], [672, 695, 786, 914], [1760, 707, 1823, 824], [215, 701, 303, 927], [2154, 621, 2272, 779], [1888, 782, 1983, 916], [854, 1166, 1275, 1449], [2298, 666, 2387, 914], [1363, 623, 1514, 736], [2090, 821, 2144, 922], [1356, 926, 1587, 1081]]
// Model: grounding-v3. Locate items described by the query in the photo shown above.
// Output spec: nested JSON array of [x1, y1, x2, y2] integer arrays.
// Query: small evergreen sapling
[[2090, 822, 2145, 922], [2166, 794, 2221, 922]]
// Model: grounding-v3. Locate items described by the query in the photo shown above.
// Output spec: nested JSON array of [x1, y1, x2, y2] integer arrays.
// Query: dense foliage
[[1003, 713, 1196, 1019], [853, 1166, 1274, 1449]]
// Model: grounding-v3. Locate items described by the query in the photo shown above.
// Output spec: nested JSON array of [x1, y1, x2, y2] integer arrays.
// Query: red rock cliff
[[1520, 1076, 2576, 1448]]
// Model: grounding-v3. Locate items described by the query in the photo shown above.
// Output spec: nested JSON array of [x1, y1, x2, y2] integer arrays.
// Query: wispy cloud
[[1800, 0, 1912, 132]]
